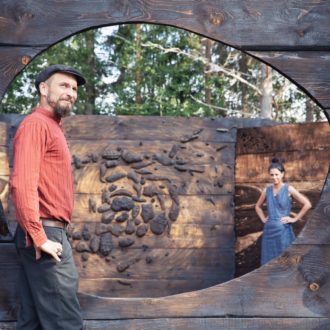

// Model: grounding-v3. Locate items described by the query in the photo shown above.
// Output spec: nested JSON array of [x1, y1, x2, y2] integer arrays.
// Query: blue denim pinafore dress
[[261, 184, 295, 265]]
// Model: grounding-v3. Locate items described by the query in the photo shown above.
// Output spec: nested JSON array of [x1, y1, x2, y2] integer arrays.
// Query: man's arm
[[10, 120, 48, 248]]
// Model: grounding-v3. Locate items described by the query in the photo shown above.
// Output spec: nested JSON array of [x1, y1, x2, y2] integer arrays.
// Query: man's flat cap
[[35, 64, 86, 91]]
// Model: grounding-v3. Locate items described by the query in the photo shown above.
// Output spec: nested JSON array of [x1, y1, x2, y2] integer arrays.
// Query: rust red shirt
[[10, 107, 74, 247]]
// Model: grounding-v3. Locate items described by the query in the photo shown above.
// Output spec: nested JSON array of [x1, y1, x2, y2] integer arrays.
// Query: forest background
[[0, 24, 326, 123]]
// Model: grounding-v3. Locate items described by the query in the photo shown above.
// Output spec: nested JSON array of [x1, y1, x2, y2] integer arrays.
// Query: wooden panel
[[74, 248, 234, 281], [235, 182, 323, 209], [76, 244, 330, 319], [69, 140, 235, 166], [79, 277, 224, 299], [236, 122, 329, 155], [295, 177, 330, 245], [0, 147, 9, 176], [6, 194, 234, 226], [1, 1, 330, 48], [83, 318, 330, 330], [73, 164, 234, 195], [0, 47, 44, 100], [249, 52, 330, 108], [63, 115, 237, 142], [69, 222, 235, 249], [235, 149, 330, 183], [3, 244, 330, 320], [0, 122, 7, 146], [0, 244, 19, 321], [2, 318, 330, 330]]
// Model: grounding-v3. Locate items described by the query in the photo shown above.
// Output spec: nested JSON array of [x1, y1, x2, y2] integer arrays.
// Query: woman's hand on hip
[[281, 216, 296, 224]]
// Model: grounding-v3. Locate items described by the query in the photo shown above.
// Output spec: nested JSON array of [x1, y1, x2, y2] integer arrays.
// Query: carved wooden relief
[[63, 115, 238, 297]]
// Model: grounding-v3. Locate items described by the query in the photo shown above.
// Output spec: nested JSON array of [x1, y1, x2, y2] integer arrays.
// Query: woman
[[255, 158, 312, 265]]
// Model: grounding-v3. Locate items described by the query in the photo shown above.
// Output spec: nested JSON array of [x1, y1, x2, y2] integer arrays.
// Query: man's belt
[[40, 218, 68, 229]]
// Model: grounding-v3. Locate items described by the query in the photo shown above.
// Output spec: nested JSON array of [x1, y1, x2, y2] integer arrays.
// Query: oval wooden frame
[[0, 0, 329, 322]]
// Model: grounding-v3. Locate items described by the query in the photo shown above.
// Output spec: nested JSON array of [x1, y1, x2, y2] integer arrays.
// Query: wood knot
[[309, 282, 320, 292], [21, 56, 30, 65], [209, 10, 226, 26]]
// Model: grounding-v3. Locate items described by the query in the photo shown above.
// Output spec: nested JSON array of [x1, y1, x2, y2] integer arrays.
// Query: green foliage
[[0, 24, 325, 122]]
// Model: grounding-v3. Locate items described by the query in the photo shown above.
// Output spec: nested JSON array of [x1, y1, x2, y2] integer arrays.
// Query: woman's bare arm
[[281, 185, 312, 224], [255, 188, 268, 223]]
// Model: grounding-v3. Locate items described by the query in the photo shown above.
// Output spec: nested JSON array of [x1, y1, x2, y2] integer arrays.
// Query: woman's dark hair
[[268, 157, 285, 173]]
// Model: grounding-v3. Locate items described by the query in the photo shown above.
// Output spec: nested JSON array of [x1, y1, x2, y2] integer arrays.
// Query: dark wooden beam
[[0, 47, 44, 100], [248, 51, 330, 109], [1, 1, 330, 49]]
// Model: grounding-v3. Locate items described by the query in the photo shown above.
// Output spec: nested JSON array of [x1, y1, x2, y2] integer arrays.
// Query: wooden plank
[[0, 244, 19, 321], [77, 244, 330, 319], [235, 182, 323, 209], [0, 122, 7, 146], [295, 180, 330, 245], [235, 150, 330, 183], [0, 175, 9, 209], [73, 164, 234, 195], [1, 1, 330, 48], [326, 109, 330, 119], [63, 115, 237, 142], [7, 194, 234, 226], [82, 318, 330, 330], [235, 209, 308, 238], [73, 194, 234, 225], [236, 121, 329, 155], [74, 248, 234, 281], [0, 47, 44, 100], [1, 230, 330, 320], [79, 277, 227, 299], [0, 147, 9, 176], [69, 222, 235, 249], [249, 52, 330, 108], [2, 318, 330, 330], [69, 140, 235, 166]]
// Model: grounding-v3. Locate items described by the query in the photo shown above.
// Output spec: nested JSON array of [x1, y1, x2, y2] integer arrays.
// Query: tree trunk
[[305, 99, 314, 122], [84, 30, 96, 115], [135, 24, 142, 105], [239, 54, 249, 117], [203, 38, 213, 105], [260, 63, 272, 119]]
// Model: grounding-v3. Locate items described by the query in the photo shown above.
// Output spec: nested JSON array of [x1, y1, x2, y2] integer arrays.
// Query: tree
[[0, 24, 325, 123], [260, 64, 273, 119]]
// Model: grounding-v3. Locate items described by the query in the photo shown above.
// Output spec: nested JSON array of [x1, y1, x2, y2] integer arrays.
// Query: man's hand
[[37, 240, 63, 262]]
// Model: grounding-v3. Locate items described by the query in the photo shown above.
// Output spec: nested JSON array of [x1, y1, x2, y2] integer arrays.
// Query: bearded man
[[10, 64, 85, 330]]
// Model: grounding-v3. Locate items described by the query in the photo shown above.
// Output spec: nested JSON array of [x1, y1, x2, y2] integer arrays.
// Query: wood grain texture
[[2, 244, 330, 320], [0, 0, 330, 324], [82, 318, 330, 330], [63, 115, 238, 142], [1, 1, 330, 48], [74, 248, 234, 281], [2, 318, 330, 330], [295, 173, 330, 245], [0, 47, 44, 100], [236, 149, 330, 183], [248, 52, 330, 108], [236, 121, 329, 155], [1, 1, 330, 112], [76, 245, 330, 319]]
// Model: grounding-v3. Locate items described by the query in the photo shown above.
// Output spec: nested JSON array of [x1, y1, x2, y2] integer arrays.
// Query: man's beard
[[47, 96, 73, 118]]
